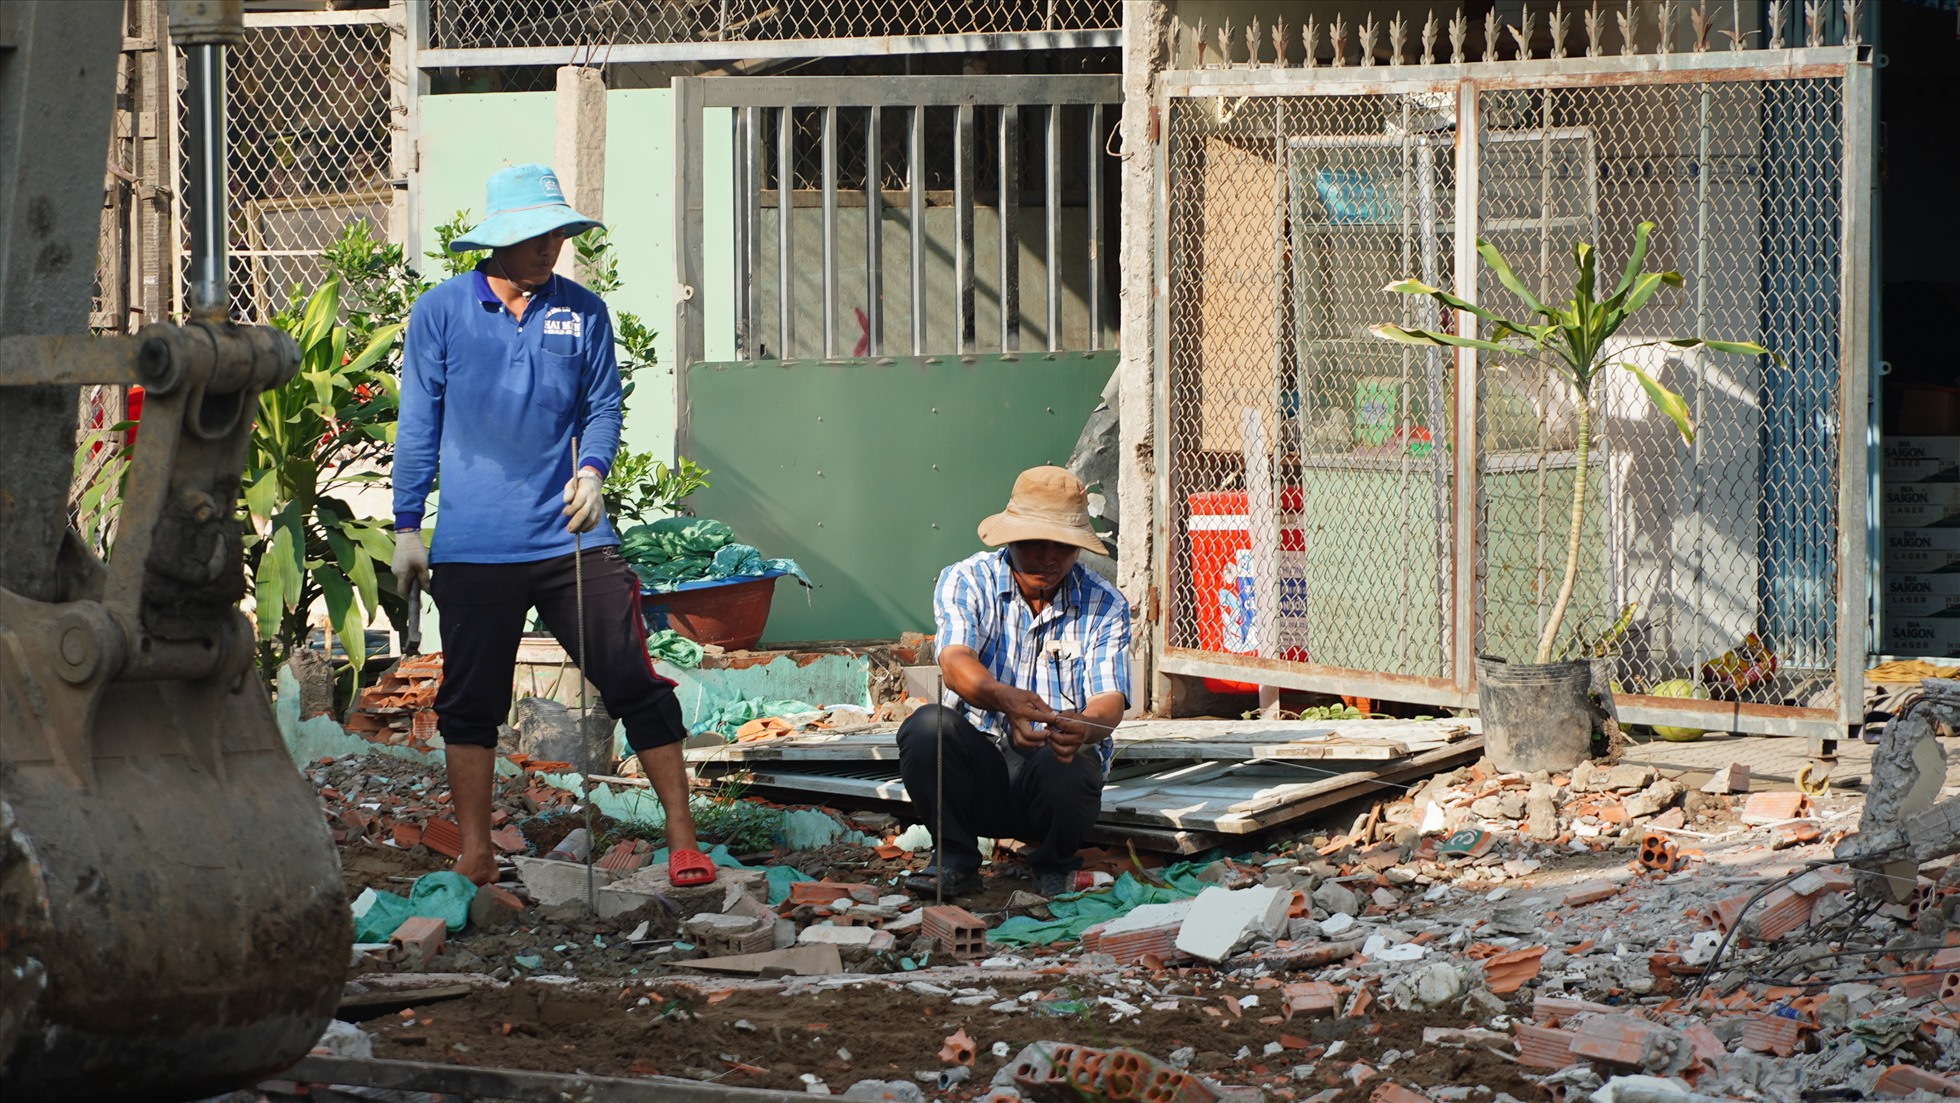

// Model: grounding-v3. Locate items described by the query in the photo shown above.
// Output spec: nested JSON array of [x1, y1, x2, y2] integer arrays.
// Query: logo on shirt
[[541, 307, 582, 339]]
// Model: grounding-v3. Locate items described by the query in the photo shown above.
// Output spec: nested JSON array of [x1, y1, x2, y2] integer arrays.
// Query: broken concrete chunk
[[1390, 962, 1468, 1009], [799, 924, 896, 951], [1525, 783, 1561, 841], [1572, 761, 1658, 794], [1625, 779, 1687, 820], [1174, 885, 1290, 963], [1702, 763, 1749, 793], [1312, 881, 1362, 918]]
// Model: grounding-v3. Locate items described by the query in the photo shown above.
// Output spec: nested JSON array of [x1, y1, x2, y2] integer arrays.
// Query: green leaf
[[1612, 221, 1656, 301], [1573, 241, 1596, 306], [256, 510, 306, 639], [244, 472, 278, 521], [1380, 278, 1517, 329], [313, 565, 365, 676], [1474, 237, 1549, 317], [1617, 270, 1680, 319], [1369, 323, 1515, 355], [1622, 362, 1696, 444], [299, 278, 341, 349], [1663, 337, 1784, 365], [345, 322, 404, 375], [323, 524, 378, 622]]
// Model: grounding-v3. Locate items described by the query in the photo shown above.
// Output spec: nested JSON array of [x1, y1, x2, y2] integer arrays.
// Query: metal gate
[[1151, 9, 1874, 744], [671, 73, 1121, 372]]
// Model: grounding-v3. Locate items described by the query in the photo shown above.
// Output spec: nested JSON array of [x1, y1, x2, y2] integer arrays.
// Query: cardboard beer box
[[1883, 528, 1960, 575], [1882, 617, 1960, 658], [1882, 436, 1960, 483], [1880, 481, 1960, 529]]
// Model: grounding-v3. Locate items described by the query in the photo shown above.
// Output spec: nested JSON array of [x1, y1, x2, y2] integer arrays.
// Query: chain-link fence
[[431, 0, 1120, 51], [175, 8, 400, 321], [1156, 17, 1866, 738]]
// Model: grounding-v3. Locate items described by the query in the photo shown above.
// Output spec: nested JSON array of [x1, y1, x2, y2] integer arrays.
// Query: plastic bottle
[[544, 827, 591, 862]]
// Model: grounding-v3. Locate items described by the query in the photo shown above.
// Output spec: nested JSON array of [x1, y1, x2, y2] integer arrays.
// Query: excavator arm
[[0, 3, 349, 1098]]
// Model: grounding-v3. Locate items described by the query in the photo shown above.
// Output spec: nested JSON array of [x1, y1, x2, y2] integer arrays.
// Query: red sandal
[[668, 847, 717, 887]]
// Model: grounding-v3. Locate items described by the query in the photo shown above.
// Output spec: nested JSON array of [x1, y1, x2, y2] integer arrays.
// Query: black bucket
[[1474, 654, 1595, 773]]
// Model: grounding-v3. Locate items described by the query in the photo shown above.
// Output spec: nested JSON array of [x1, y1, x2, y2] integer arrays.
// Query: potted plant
[[1371, 222, 1779, 771]]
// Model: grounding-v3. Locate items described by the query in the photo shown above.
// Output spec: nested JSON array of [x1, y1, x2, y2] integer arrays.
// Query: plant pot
[[1475, 654, 1595, 773], [639, 573, 781, 652]]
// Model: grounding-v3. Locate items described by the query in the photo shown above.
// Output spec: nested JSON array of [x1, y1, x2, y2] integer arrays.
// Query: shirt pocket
[[533, 350, 581, 413]]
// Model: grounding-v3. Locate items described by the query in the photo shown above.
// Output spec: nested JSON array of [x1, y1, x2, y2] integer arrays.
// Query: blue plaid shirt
[[932, 549, 1132, 777]]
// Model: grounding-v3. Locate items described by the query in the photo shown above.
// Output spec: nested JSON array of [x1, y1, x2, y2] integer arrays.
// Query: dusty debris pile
[[296, 690, 1960, 1102]]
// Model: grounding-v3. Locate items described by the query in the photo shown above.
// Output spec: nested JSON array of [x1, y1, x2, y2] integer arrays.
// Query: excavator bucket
[[1, 2, 349, 1098]]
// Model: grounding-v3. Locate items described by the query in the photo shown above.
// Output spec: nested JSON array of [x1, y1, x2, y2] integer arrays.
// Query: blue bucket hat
[[449, 164, 603, 251]]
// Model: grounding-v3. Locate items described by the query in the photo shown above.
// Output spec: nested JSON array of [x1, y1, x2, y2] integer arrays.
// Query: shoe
[[1030, 867, 1073, 898], [668, 847, 718, 887], [903, 866, 983, 897]]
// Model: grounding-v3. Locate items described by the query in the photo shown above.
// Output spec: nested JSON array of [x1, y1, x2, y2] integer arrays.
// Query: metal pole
[[1452, 83, 1482, 694], [182, 44, 228, 319], [865, 105, 883, 357], [821, 104, 838, 358], [999, 104, 1020, 352], [910, 105, 927, 355], [744, 106, 760, 358], [777, 105, 794, 358], [732, 109, 750, 359], [1087, 102, 1103, 350], [955, 103, 974, 353], [1045, 103, 1061, 351]]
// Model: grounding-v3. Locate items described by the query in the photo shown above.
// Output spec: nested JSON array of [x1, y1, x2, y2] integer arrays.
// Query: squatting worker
[[897, 466, 1131, 899], [390, 164, 715, 889]]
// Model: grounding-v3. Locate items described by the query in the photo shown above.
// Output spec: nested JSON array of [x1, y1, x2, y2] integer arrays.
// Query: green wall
[[683, 352, 1116, 642]]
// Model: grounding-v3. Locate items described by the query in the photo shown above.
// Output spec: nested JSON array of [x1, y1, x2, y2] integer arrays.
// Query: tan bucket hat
[[977, 466, 1106, 555]]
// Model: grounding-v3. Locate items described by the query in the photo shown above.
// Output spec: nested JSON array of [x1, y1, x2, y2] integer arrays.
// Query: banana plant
[[246, 275, 405, 693], [1371, 222, 1782, 664]]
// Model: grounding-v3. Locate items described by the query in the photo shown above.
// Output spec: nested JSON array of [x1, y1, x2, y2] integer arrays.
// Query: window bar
[[777, 105, 794, 359], [955, 102, 975, 353], [999, 103, 1020, 352], [821, 103, 838, 359], [1045, 102, 1062, 352], [1087, 102, 1104, 350], [743, 105, 761, 359], [731, 108, 750, 358], [865, 105, 882, 357], [910, 104, 926, 355]]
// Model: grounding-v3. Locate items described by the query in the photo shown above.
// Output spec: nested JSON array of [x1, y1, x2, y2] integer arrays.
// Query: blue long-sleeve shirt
[[393, 265, 623, 563]]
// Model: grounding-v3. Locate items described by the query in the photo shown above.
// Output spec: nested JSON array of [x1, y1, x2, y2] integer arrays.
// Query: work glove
[[562, 467, 605, 533], [392, 530, 430, 591]]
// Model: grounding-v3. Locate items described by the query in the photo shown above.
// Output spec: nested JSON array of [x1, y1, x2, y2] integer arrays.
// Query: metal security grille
[[1153, 5, 1872, 743], [672, 75, 1119, 373], [173, 9, 401, 320], [429, 0, 1120, 51]]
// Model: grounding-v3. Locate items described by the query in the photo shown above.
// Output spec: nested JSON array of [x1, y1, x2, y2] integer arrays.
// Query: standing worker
[[390, 164, 715, 889], [897, 467, 1131, 898]]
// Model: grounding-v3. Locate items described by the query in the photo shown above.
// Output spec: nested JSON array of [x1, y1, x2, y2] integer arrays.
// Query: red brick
[[1563, 881, 1621, 907], [1739, 791, 1811, 825], [1873, 1064, 1960, 1098], [388, 915, 447, 965], [1514, 1022, 1579, 1069], [1533, 995, 1616, 1024], [419, 817, 463, 858], [1570, 1015, 1670, 1067], [789, 880, 877, 906], [1739, 1014, 1803, 1056], [1482, 946, 1546, 995], [1370, 1084, 1432, 1103], [921, 904, 987, 957], [1285, 981, 1344, 1014]]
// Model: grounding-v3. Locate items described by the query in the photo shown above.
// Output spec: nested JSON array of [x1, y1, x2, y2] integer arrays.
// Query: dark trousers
[[896, 703, 1105, 877], [430, 547, 685, 753]]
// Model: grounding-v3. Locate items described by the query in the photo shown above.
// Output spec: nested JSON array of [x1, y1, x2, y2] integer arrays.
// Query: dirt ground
[[344, 974, 1542, 1099]]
